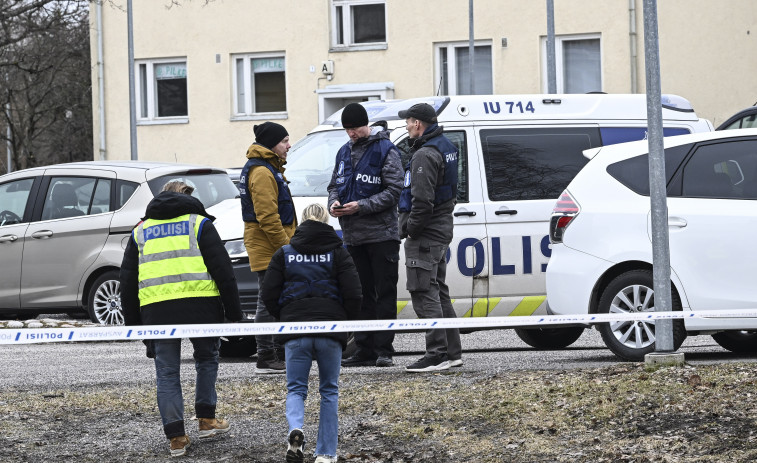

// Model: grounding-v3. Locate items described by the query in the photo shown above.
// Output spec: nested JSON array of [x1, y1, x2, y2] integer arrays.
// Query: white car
[[546, 129, 757, 360]]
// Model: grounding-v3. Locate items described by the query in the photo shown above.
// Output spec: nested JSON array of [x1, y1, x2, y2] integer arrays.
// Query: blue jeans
[[153, 337, 220, 438], [285, 337, 342, 458]]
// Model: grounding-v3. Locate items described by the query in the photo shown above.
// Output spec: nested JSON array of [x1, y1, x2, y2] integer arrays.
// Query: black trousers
[[346, 240, 400, 358]]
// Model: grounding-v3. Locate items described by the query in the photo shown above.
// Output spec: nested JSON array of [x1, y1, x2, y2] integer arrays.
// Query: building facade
[[89, 0, 757, 167]]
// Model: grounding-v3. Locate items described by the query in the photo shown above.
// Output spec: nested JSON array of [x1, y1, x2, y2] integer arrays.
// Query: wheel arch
[[588, 260, 686, 314], [82, 266, 121, 309]]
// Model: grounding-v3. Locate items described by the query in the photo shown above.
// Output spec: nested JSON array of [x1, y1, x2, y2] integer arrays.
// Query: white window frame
[[231, 52, 288, 121], [434, 40, 494, 96], [134, 57, 189, 125], [541, 33, 603, 93], [330, 0, 388, 52], [315, 82, 394, 123]]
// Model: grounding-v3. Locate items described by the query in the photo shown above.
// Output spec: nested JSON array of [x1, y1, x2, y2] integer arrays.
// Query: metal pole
[[5, 72, 10, 173], [468, 0, 474, 95], [127, 0, 138, 160], [643, 0, 674, 352], [546, 0, 557, 93]]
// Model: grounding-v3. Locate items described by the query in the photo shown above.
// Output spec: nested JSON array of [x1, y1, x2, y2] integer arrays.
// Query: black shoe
[[286, 428, 304, 463], [341, 354, 377, 367], [375, 356, 394, 367], [143, 340, 155, 359], [405, 355, 450, 373], [256, 351, 285, 374]]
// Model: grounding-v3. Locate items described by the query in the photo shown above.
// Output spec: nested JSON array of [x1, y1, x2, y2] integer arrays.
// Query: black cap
[[398, 103, 437, 124], [253, 122, 289, 150], [341, 103, 369, 129]]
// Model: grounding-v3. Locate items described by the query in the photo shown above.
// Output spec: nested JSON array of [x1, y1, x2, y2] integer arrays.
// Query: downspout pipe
[[96, 1, 106, 160], [629, 0, 638, 93]]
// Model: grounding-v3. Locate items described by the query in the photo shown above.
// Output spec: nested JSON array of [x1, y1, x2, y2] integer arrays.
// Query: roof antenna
[[436, 76, 443, 96]]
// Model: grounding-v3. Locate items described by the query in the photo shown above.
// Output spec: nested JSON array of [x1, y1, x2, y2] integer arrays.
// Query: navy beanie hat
[[341, 103, 369, 129], [254, 122, 289, 150]]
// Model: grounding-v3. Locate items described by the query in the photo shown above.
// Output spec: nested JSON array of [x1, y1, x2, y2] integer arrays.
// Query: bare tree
[[1, 0, 92, 171]]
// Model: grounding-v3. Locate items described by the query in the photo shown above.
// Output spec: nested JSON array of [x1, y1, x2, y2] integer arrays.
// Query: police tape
[[3, 309, 757, 345]]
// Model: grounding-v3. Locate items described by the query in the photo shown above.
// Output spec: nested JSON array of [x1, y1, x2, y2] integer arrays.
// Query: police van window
[[395, 130, 469, 203], [116, 180, 139, 210], [480, 127, 601, 201], [676, 140, 757, 199], [606, 144, 690, 196], [286, 130, 348, 197], [0, 178, 34, 226]]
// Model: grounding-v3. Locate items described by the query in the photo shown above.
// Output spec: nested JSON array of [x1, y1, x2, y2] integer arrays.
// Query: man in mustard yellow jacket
[[239, 122, 297, 373]]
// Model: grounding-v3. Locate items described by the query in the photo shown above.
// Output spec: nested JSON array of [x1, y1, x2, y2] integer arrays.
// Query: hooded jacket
[[120, 191, 243, 326], [261, 220, 362, 348], [326, 127, 403, 246], [242, 143, 297, 272], [398, 124, 456, 244]]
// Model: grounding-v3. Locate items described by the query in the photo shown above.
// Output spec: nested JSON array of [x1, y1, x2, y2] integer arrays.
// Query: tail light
[[549, 190, 580, 243]]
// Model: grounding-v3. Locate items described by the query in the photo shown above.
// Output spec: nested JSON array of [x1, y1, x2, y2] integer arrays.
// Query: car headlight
[[224, 239, 248, 260]]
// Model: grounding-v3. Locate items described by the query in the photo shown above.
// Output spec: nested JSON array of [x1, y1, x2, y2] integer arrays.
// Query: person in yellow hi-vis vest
[[120, 181, 243, 458]]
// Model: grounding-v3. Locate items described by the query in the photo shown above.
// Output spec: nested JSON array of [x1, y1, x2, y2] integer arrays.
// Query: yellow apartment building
[[89, 0, 757, 167]]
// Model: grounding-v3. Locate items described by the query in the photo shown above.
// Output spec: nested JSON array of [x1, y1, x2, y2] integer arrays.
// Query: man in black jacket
[[120, 181, 243, 457], [261, 203, 362, 463]]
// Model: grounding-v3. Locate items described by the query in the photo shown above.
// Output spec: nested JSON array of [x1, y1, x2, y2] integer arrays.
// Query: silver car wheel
[[91, 278, 124, 325], [608, 283, 656, 349]]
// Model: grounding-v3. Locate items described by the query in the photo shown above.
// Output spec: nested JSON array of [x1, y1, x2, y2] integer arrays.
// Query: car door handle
[[0, 234, 18, 243], [495, 209, 518, 215], [31, 230, 53, 239], [454, 211, 476, 217], [668, 218, 688, 228]]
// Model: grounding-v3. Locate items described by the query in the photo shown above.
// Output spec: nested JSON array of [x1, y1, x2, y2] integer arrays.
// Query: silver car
[[0, 161, 257, 325]]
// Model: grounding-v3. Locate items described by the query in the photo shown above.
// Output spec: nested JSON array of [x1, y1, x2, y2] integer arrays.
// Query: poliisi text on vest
[[144, 221, 189, 240], [287, 253, 332, 264], [356, 173, 381, 184]]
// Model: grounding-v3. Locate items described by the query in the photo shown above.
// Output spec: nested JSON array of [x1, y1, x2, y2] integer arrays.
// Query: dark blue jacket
[[278, 245, 341, 307], [262, 220, 363, 348], [399, 124, 458, 213], [239, 157, 295, 225]]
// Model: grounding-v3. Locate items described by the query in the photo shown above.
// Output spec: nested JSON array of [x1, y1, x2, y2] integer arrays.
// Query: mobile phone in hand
[[333, 204, 345, 209]]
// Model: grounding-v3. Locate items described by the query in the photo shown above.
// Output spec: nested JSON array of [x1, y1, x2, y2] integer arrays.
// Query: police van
[[284, 94, 713, 349]]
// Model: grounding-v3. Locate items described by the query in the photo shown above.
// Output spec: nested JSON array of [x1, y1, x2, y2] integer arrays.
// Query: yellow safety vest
[[134, 214, 220, 306]]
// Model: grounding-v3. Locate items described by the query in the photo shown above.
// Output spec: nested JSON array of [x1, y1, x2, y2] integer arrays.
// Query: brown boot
[[169, 435, 190, 457], [198, 417, 230, 438]]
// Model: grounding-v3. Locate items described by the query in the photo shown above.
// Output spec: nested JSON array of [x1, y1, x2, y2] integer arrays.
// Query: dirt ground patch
[[2, 362, 757, 462]]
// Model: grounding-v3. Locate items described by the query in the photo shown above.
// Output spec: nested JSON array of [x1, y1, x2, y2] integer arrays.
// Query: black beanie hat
[[254, 122, 289, 150], [341, 103, 369, 129]]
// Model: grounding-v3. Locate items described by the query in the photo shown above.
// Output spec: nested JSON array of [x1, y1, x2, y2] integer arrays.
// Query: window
[[41, 177, 112, 221], [606, 144, 692, 196], [331, 1, 387, 50], [233, 54, 287, 117], [0, 178, 34, 226], [136, 59, 188, 123], [676, 140, 757, 199], [542, 34, 602, 93], [395, 131, 469, 203], [720, 112, 757, 130], [148, 173, 239, 209], [480, 127, 601, 201], [116, 180, 139, 210], [435, 42, 493, 96]]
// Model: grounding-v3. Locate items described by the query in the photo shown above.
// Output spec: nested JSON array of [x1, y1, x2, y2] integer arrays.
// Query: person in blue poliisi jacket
[[261, 203, 362, 463]]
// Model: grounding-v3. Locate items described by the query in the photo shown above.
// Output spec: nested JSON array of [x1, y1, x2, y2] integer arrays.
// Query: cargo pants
[[404, 237, 462, 360]]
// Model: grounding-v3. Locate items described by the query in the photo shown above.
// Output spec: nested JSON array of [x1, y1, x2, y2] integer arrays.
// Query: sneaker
[[169, 435, 191, 457], [341, 354, 376, 367], [405, 355, 450, 373], [314, 456, 337, 463], [286, 428, 305, 463], [375, 355, 394, 367], [448, 358, 463, 368], [256, 351, 286, 374], [198, 417, 230, 438]]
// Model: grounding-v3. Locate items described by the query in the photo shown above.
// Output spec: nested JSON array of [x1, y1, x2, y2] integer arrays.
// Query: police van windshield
[[148, 173, 239, 208], [286, 130, 349, 197]]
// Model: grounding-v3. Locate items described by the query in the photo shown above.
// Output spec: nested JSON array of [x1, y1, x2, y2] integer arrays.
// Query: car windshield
[[285, 130, 349, 197], [148, 173, 239, 208]]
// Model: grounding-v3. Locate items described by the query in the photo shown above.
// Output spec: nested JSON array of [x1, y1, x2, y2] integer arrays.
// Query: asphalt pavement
[[1, 319, 752, 390]]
